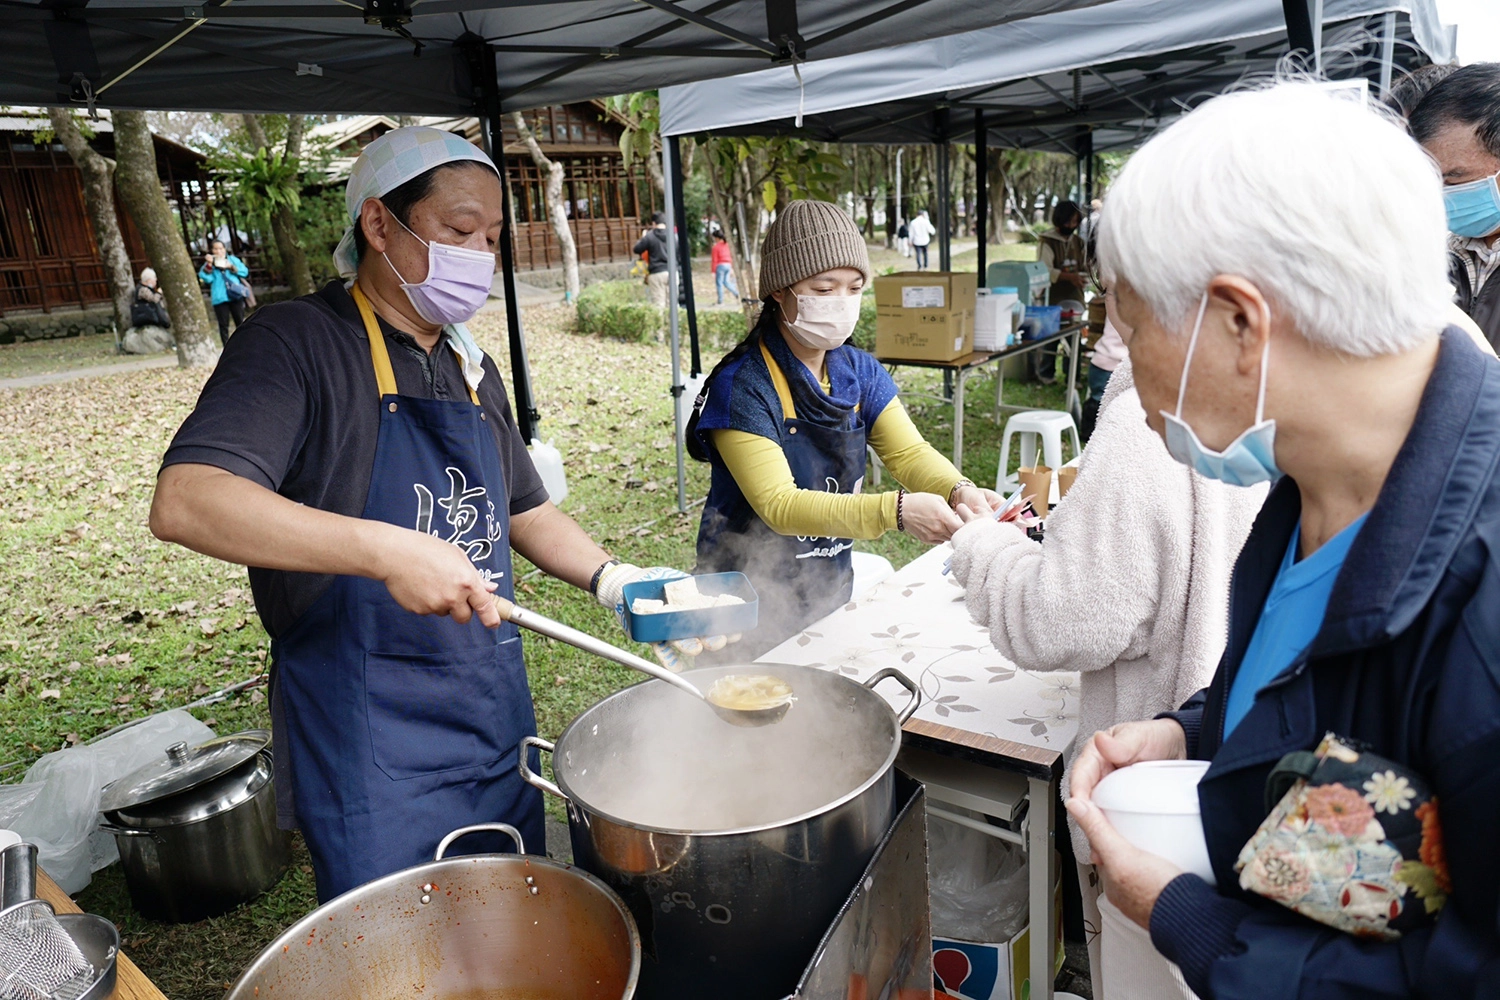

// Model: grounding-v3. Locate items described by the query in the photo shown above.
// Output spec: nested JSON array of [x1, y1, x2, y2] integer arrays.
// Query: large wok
[[226, 824, 639, 1000]]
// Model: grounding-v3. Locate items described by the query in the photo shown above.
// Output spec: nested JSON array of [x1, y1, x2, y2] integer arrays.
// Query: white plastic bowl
[[1091, 759, 1215, 885]]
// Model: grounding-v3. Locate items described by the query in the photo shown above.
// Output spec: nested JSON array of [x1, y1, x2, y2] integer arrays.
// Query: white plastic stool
[[850, 551, 895, 598], [996, 410, 1081, 491]]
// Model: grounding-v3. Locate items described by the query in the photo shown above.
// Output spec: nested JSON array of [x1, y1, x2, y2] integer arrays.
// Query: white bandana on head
[[336, 125, 499, 393]]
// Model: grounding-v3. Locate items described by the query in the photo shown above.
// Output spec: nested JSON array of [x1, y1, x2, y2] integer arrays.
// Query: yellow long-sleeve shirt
[[711, 396, 963, 539]]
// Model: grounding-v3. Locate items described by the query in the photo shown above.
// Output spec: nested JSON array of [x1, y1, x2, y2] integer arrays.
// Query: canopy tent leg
[[1282, 0, 1317, 65], [470, 38, 539, 443], [975, 110, 987, 284], [665, 139, 688, 514], [668, 135, 701, 377], [936, 141, 951, 272], [1378, 10, 1397, 99], [1084, 131, 1095, 204]]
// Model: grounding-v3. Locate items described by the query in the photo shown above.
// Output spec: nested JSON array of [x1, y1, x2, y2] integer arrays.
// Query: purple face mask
[[383, 215, 496, 325]]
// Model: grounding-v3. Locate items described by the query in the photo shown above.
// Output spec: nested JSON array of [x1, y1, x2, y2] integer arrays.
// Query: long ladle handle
[[493, 595, 707, 701]]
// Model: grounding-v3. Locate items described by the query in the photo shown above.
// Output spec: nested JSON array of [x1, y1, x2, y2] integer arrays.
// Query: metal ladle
[[491, 596, 791, 727]]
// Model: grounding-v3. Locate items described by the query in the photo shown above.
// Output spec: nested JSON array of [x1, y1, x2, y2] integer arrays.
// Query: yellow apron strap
[[758, 339, 797, 422], [351, 282, 480, 405]]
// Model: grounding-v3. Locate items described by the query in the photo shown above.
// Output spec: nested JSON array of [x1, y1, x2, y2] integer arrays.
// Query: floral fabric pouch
[[1234, 732, 1448, 940]]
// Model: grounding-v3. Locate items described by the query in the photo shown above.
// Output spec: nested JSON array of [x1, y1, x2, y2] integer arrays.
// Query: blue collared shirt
[[1222, 512, 1370, 739]]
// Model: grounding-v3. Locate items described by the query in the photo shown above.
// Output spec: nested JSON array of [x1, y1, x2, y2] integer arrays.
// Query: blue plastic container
[[621, 572, 759, 643], [1023, 305, 1062, 339]]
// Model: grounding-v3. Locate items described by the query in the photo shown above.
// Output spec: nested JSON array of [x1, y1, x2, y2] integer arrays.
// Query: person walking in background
[[1409, 63, 1500, 350], [633, 212, 671, 309], [711, 231, 740, 305], [131, 267, 171, 329], [897, 218, 911, 257], [907, 209, 935, 270], [199, 239, 250, 345]]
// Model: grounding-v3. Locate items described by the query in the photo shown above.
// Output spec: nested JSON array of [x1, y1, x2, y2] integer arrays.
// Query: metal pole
[[936, 142, 950, 272], [1281, 0, 1316, 63], [1312, 0, 1324, 75], [474, 42, 539, 443], [1085, 133, 1095, 204], [668, 135, 701, 377], [1379, 10, 1397, 99], [664, 140, 688, 514], [975, 110, 987, 284], [894, 147, 903, 256]]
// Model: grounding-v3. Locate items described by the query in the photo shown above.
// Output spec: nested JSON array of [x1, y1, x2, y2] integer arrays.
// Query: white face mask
[[783, 293, 862, 351]]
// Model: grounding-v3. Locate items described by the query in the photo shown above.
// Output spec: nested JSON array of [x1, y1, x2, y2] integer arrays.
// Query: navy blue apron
[[696, 339, 869, 658], [273, 283, 542, 902]]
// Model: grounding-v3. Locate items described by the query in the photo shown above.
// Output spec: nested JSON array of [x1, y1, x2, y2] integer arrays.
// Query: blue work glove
[[594, 563, 732, 671]]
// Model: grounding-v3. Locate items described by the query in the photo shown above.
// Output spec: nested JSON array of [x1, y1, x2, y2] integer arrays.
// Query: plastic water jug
[[676, 371, 707, 443], [528, 438, 568, 505]]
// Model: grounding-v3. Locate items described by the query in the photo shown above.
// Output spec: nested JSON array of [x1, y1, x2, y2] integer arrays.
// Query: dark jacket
[[1450, 249, 1500, 355], [632, 227, 669, 274], [1150, 329, 1500, 999]]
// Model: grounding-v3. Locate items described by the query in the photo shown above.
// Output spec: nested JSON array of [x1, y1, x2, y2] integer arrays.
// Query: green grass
[[0, 253, 1073, 999], [0, 332, 164, 381]]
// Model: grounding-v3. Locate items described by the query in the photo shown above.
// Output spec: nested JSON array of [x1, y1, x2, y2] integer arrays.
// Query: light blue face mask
[[1443, 171, 1500, 239], [1159, 294, 1282, 487]]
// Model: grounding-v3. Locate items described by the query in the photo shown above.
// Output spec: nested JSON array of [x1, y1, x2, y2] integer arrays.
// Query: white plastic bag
[[0, 710, 213, 893], [928, 809, 1030, 942]]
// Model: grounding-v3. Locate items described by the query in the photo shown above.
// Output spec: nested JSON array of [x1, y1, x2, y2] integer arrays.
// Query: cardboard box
[[933, 878, 1065, 1000], [874, 271, 978, 362]]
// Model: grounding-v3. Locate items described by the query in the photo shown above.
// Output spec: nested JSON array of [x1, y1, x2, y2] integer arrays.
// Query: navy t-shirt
[[161, 280, 548, 638]]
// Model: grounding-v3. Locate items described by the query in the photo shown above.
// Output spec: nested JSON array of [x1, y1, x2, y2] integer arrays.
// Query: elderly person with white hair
[[130, 267, 170, 329], [1064, 82, 1500, 998]]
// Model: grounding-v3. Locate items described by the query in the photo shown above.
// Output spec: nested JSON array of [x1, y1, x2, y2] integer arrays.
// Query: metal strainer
[[0, 900, 95, 1000]]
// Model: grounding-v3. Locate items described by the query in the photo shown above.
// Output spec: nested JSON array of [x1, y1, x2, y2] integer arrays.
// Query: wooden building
[[0, 112, 209, 316], [311, 105, 659, 273]]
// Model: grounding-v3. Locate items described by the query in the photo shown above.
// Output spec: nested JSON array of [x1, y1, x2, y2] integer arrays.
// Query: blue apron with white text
[[696, 339, 868, 658], [273, 283, 542, 902]]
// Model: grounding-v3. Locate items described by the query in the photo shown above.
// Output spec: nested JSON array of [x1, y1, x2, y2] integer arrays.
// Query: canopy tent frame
[[657, 0, 1449, 512]]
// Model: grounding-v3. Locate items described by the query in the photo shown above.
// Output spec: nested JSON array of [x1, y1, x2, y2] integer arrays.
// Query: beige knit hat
[[757, 200, 872, 299]]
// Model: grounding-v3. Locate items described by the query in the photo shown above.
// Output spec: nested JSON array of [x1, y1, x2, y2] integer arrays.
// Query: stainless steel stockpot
[[521, 663, 919, 1000], [99, 730, 291, 922]]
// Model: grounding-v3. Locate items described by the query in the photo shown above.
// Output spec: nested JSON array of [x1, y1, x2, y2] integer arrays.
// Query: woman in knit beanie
[[687, 200, 1002, 657]]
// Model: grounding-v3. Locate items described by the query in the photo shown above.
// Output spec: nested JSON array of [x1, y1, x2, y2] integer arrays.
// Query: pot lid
[[99, 729, 270, 815], [1090, 759, 1209, 816]]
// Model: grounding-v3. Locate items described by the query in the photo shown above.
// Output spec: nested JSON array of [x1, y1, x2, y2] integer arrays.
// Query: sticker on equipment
[[902, 285, 945, 309]]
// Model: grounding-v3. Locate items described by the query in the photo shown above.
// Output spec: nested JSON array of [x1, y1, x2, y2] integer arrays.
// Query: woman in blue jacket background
[[199, 239, 250, 344], [1049, 83, 1500, 998]]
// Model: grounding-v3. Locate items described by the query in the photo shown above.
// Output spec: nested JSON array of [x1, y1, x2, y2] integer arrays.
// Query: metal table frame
[[898, 719, 1063, 1000], [877, 322, 1085, 471]]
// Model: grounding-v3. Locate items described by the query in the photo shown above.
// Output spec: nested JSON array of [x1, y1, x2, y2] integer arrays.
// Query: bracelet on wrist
[[948, 478, 976, 506], [895, 489, 907, 533], [589, 558, 619, 596]]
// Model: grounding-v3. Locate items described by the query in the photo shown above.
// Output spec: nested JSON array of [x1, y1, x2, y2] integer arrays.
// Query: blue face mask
[[1159, 294, 1282, 487], [1443, 171, 1500, 239]]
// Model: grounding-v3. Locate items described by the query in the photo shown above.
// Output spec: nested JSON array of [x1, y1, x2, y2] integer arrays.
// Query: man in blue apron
[[152, 127, 710, 901]]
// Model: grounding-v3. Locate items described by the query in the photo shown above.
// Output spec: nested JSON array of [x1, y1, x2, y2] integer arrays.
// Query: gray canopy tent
[[0, 0, 1126, 498], [655, 0, 1450, 505]]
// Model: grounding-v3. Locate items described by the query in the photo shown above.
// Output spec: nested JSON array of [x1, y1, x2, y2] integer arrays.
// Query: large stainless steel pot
[[520, 663, 919, 1000], [98, 730, 291, 922], [226, 823, 641, 1000]]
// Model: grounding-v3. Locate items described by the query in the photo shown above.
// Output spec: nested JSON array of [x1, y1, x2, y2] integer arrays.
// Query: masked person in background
[[687, 200, 1000, 658], [151, 127, 719, 902], [1409, 63, 1500, 351]]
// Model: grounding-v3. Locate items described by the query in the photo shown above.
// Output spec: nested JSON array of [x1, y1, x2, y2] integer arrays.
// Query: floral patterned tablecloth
[[758, 543, 1080, 756]]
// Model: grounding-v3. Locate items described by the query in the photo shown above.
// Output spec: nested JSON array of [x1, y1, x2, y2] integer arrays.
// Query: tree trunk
[[244, 113, 315, 297], [703, 145, 754, 312], [114, 110, 217, 367], [512, 112, 579, 302], [48, 108, 134, 338]]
